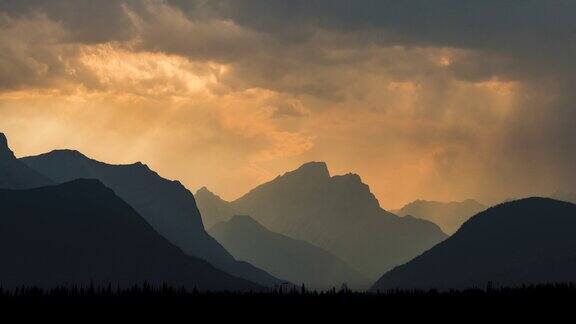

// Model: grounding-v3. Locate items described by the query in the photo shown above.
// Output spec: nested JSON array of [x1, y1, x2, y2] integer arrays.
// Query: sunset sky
[[1, 1, 575, 209]]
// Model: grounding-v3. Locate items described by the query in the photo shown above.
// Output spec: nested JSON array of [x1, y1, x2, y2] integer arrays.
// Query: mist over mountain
[[0, 133, 52, 189], [210, 215, 369, 290], [196, 162, 447, 279], [22, 150, 281, 287], [393, 199, 487, 234], [372, 198, 576, 291], [0, 179, 262, 291]]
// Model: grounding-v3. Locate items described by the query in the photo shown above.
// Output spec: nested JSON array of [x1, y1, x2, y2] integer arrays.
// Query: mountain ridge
[[393, 199, 487, 234], [210, 214, 370, 290], [196, 161, 447, 279], [372, 197, 576, 291], [0, 133, 52, 190], [0, 179, 262, 291], [21, 149, 282, 287]]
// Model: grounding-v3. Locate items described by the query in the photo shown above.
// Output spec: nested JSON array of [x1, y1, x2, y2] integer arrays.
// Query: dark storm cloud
[[0, 0, 136, 43], [197, 0, 576, 79], [3, 0, 575, 80], [207, 0, 576, 49]]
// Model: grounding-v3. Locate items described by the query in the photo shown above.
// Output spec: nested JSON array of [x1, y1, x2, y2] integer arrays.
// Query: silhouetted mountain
[[210, 215, 370, 290], [372, 198, 576, 291], [393, 199, 486, 234], [196, 162, 447, 279], [551, 191, 576, 204], [0, 180, 262, 291], [21, 150, 281, 287], [0, 133, 52, 189]]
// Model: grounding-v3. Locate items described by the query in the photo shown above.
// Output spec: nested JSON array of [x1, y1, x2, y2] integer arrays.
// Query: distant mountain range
[[393, 199, 487, 234], [210, 215, 369, 290], [372, 198, 576, 291], [22, 149, 281, 287], [0, 179, 261, 291], [196, 162, 447, 280], [6, 131, 576, 293], [0, 133, 52, 190]]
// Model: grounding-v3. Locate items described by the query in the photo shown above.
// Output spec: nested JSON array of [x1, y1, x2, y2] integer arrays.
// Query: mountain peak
[[0, 133, 14, 159], [0, 133, 7, 148], [48, 149, 89, 159], [196, 186, 215, 196], [195, 186, 226, 201], [0, 134, 53, 189], [131, 161, 151, 171], [292, 161, 330, 178], [334, 172, 362, 183]]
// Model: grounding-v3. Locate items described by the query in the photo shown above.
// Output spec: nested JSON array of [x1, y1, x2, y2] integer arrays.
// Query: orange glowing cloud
[[1, 1, 574, 208]]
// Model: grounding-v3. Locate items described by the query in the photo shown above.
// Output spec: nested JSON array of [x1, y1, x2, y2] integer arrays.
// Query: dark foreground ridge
[[22, 149, 281, 287], [373, 197, 576, 291], [0, 179, 262, 292]]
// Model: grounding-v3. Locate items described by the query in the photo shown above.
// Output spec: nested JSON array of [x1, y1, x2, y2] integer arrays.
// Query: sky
[[1, 0, 575, 209]]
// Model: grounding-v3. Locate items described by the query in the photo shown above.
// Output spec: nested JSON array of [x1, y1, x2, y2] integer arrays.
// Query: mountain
[[393, 199, 487, 234], [210, 215, 370, 290], [0, 133, 52, 189], [551, 191, 576, 204], [196, 162, 447, 279], [372, 198, 576, 291], [196, 187, 238, 229], [21, 150, 281, 287], [0, 179, 262, 291]]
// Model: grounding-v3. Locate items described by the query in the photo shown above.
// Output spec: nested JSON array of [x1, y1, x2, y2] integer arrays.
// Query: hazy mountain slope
[[393, 199, 487, 234], [0, 179, 262, 291], [0, 133, 52, 189], [22, 150, 281, 287], [210, 215, 370, 290], [196, 187, 238, 229], [197, 162, 447, 279], [372, 198, 576, 291]]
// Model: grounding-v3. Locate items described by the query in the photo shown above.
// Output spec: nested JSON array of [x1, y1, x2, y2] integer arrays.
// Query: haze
[[1, 1, 574, 209]]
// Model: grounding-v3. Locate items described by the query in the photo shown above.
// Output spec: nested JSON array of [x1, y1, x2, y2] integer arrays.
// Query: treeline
[[1, 283, 574, 319], [3, 282, 576, 298]]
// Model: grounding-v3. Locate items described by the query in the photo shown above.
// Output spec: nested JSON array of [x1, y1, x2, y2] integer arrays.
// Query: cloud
[[1, 1, 576, 206], [269, 100, 310, 118], [0, 0, 135, 43], [0, 12, 69, 90]]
